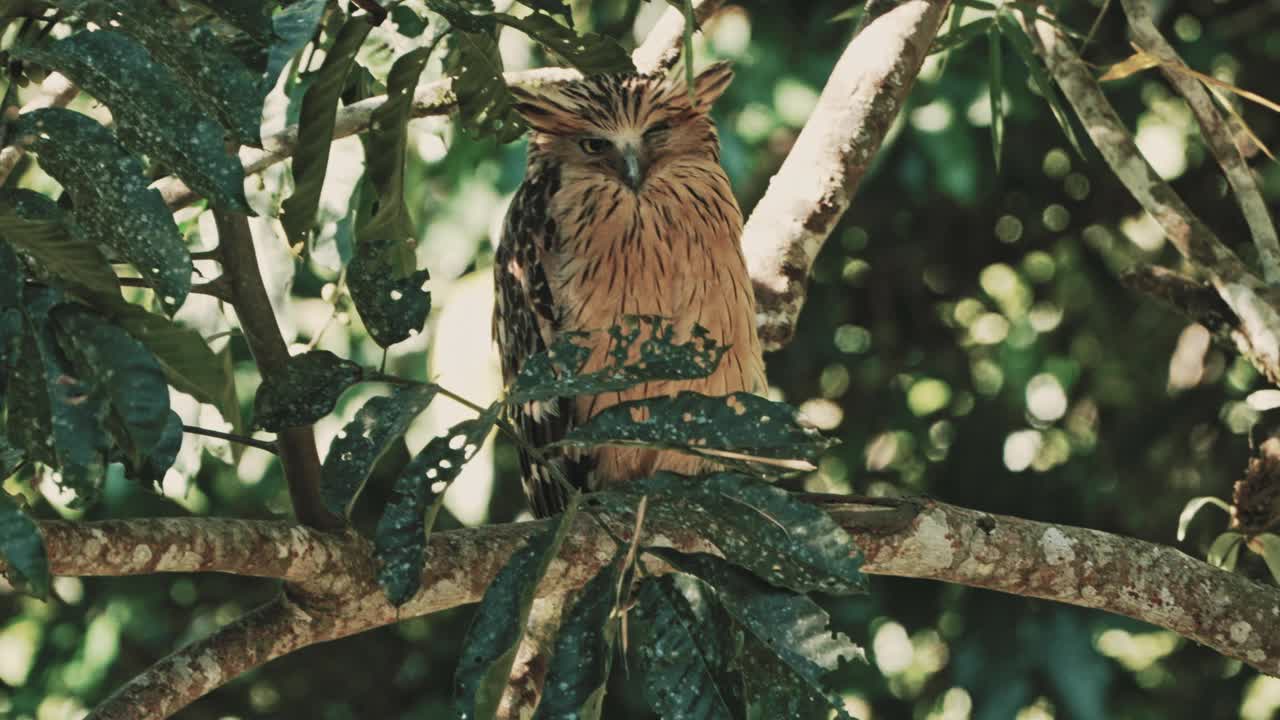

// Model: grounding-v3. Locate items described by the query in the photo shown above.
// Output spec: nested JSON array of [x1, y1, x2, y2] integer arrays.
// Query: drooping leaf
[[533, 551, 623, 720], [514, 0, 573, 26], [444, 28, 525, 142], [320, 385, 438, 519], [5, 332, 55, 466], [348, 240, 431, 348], [0, 489, 47, 599], [1208, 531, 1243, 570], [192, 0, 275, 46], [15, 31, 251, 212], [988, 25, 1004, 173], [740, 633, 832, 720], [1251, 533, 1280, 585], [651, 551, 859, 720], [264, 0, 327, 91], [930, 16, 993, 55], [510, 316, 726, 404], [633, 575, 747, 720], [996, 12, 1085, 160], [122, 409, 183, 488], [0, 189, 120, 299], [51, 305, 170, 464], [254, 350, 364, 431], [455, 493, 580, 720], [423, 0, 495, 33], [60, 0, 264, 144], [375, 404, 499, 605], [494, 12, 632, 75], [390, 5, 429, 37], [607, 473, 865, 595], [1176, 496, 1231, 542], [280, 16, 374, 247], [10, 109, 191, 312], [20, 286, 111, 504], [557, 391, 835, 471]]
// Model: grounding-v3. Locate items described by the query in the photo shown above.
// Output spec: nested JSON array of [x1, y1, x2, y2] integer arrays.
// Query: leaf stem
[[182, 425, 277, 454]]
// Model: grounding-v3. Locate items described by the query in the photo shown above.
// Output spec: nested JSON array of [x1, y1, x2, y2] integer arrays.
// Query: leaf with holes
[[0, 489, 47, 599], [632, 574, 747, 720], [445, 28, 525, 142], [16, 31, 251, 212], [11, 109, 191, 312], [281, 16, 374, 246], [533, 550, 624, 720], [51, 305, 171, 465], [651, 550, 859, 720], [494, 13, 632, 75], [321, 385, 438, 519], [375, 404, 499, 605], [0, 189, 120, 299], [514, 0, 573, 25], [455, 493, 580, 720], [348, 245, 431, 347], [511, 317, 726, 404], [254, 350, 364, 431], [556, 391, 834, 472]]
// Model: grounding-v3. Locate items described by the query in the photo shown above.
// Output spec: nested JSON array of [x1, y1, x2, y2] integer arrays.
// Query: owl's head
[[509, 62, 734, 190]]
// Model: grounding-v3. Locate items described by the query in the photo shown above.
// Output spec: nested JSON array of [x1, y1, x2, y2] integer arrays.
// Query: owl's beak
[[620, 145, 645, 190]]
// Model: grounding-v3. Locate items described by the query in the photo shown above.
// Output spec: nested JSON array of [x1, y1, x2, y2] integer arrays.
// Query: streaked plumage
[[493, 63, 766, 517]]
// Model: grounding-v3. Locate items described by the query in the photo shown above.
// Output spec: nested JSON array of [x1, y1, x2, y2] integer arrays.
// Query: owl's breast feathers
[[496, 155, 766, 514]]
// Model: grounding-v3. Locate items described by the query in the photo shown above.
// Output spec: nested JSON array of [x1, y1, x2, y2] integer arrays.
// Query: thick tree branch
[[1117, 0, 1280, 284], [1019, 13, 1280, 385], [740, 0, 950, 350], [213, 209, 341, 531], [154, 0, 723, 211], [14, 494, 1279, 717]]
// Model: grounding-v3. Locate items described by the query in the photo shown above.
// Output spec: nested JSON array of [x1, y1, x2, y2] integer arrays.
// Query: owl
[[493, 62, 766, 518]]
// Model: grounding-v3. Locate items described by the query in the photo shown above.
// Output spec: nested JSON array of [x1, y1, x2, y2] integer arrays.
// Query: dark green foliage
[[454, 494, 580, 720], [558, 391, 835, 470], [444, 28, 525, 142], [192, 0, 275, 46], [633, 575, 747, 720], [995, 12, 1085, 160], [930, 16, 992, 55], [510, 317, 726, 404], [0, 189, 120, 299], [253, 350, 364, 431], [263, 0, 327, 91], [51, 305, 171, 465], [609, 473, 865, 595], [0, 489, 47, 598], [16, 30, 251, 212], [10, 109, 191, 312], [532, 552, 623, 720], [122, 410, 183, 488], [5, 334, 55, 467], [348, 245, 432, 348], [375, 404, 499, 605], [281, 16, 374, 246], [493, 13, 632, 74], [514, 0, 574, 26], [320, 385, 438, 519]]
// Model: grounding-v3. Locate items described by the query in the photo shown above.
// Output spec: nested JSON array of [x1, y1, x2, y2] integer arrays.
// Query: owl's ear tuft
[[691, 61, 734, 113], [509, 84, 577, 134]]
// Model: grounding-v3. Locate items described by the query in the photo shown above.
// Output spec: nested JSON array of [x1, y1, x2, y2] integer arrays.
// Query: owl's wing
[[493, 164, 588, 517]]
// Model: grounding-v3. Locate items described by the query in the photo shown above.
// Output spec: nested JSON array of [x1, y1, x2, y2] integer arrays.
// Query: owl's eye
[[578, 137, 611, 155], [644, 121, 671, 137]]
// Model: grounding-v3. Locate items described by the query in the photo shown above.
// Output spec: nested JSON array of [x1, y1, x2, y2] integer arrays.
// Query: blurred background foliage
[[3, 0, 1280, 718]]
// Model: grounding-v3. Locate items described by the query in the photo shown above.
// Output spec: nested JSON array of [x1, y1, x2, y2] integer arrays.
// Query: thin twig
[[182, 425, 277, 454]]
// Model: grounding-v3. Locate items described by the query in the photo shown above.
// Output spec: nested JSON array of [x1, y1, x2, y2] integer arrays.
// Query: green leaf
[[51, 305, 171, 464], [514, 0, 573, 25], [61, 0, 264, 145], [996, 12, 1086, 160], [445, 28, 525, 142], [454, 493, 580, 720], [611, 473, 865, 595], [20, 286, 111, 504], [375, 404, 499, 605], [557, 391, 835, 472], [347, 233, 431, 348], [0, 189, 121, 299], [0, 490, 48, 599], [510, 316, 726, 404], [123, 410, 183, 488], [192, 0, 274, 46], [633, 575, 747, 720], [0, 436, 23, 478], [390, 5, 429, 37], [15, 31, 251, 212], [1207, 532, 1243, 570], [264, 0, 327, 91], [652, 551, 859, 720], [1252, 533, 1280, 585], [1176, 496, 1230, 542], [254, 350, 364, 432], [424, 0, 495, 33], [10, 109, 191, 312], [988, 25, 1004, 173], [4, 332, 55, 467], [930, 17, 993, 55], [740, 633, 832, 720], [320, 385, 438, 519], [0, 241, 21, 310], [280, 16, 374, 247], [533, 552, 623, 720], [494, 13, 633, 75]]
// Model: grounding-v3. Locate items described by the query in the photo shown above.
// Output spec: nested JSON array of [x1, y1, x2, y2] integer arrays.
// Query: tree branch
[[1116, 0, 1280, 285], [740, 0, 950, 350], [213, 209, 341, 530], [153, 0, 724, 211]]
